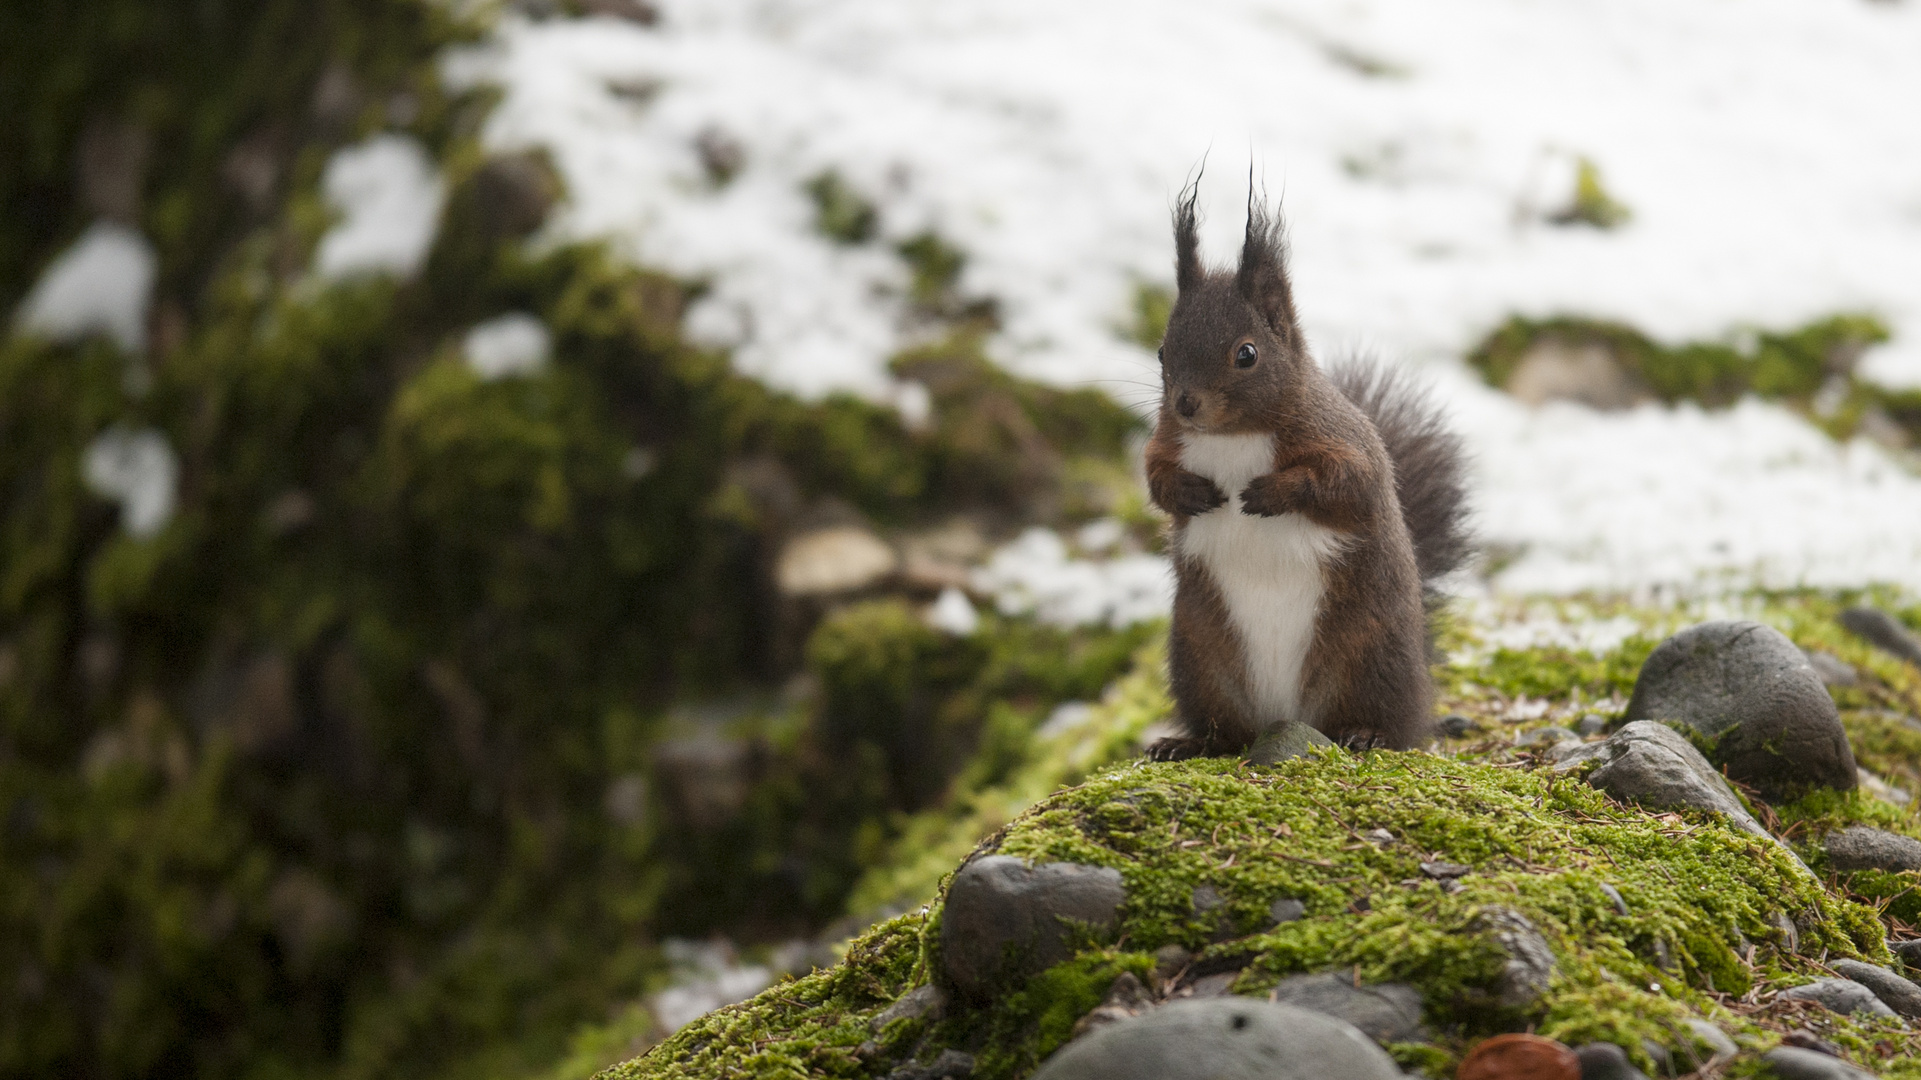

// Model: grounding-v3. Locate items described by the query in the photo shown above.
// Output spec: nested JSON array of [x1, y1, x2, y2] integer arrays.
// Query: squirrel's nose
[[1175, 392, 1199, 418]]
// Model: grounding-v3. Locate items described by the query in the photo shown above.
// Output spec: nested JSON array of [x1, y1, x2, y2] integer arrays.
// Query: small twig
[[1304, 794, 1363, 841]]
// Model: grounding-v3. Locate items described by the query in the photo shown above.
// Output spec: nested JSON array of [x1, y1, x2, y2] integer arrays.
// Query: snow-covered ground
[[454, 0, 1921, 598]]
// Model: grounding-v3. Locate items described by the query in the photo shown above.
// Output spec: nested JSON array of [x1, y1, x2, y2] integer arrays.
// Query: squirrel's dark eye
[[1235, 342, 1257, 368]]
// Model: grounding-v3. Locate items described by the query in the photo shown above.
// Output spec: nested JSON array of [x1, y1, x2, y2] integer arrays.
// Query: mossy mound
[[1464, 312, 1921, 445], [612, 748, 1916, 1079]]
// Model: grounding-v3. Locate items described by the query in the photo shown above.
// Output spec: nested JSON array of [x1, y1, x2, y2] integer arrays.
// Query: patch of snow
[[972, 528, 1171, 629], [648, 939, 773, 1034], [926, 586, 980, 636], [1442, 369, 1921, 595], [450, 1, 1921, 596], [890, 379, 933, 431], [15, 221, 156, 354], [463, 312, 551, 379], [82, 427, 178, 538], [454, 1, 1921, 395], [1860, 340, 1921, 391], [1074, 518, 1128, 556], [313, 134, 446, 280]]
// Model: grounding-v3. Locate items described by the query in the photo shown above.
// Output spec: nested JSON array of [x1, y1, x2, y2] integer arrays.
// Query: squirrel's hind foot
[[1144, 736, 1212, 762]]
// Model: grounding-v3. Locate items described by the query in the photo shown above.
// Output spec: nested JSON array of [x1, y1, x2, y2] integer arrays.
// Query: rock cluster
[[1621, 621, 1855, 800], [627, 613, 1921, 1080]]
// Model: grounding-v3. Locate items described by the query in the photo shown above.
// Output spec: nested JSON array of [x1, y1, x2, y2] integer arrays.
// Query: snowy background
[[357, 1, 1921, 601]]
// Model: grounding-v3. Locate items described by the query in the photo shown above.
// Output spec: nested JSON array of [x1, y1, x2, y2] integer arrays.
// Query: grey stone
[[1768, 910, 1801, 954], [941, 855, 1125, 998], [1623, 621, 1856, 800], [1516, 725, 1579, 747], [1760, 1046, 1880, 1079], [1191, 883, 1237, 941], [1682, 1018, 1737, 1063], [1893, 939, 1921, 968], [1823, 826, 1921, 873], [1599, 883, 1629, 916], [1247, 722, 1334, 765], [1269, 898, 1306, 926], [1153, 944, 1194, 983], [1857, 769, 1912, 807], [1072, 972, 1154, 1037], [1576, 715, 1609, 737], [872, 984, 947, 1029], [887, 1048, 975, 1080], [1805, 650, 1861, 688], [694, 125, 746, 187], [1028, 999, 1403, 1080], [1829, 959, 1921, 1019], [1573, 1042, 1651, 1080], [1440, 714, 1480, 738], [1419, 861, 1470, 880], [1505, 338, 1652, 410], [470, 153, 561, 240], [1776, 978, 1900, 1020], [575, 0, 661, 25], [1840, 606, 1921, 670], [1781, 1030, 1845, 1057], [1182, 972, 1239, 999], [1471, 906, 1555, 1008], [1266, 973, 1426, 1044], [1551, 721, 1771, 840]]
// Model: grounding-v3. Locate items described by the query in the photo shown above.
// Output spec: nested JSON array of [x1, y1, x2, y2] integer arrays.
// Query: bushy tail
[[1331, 360, 1473, 591]]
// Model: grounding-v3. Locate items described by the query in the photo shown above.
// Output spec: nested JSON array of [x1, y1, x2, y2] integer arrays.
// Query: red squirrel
[[1144, 184, 1470, 757]]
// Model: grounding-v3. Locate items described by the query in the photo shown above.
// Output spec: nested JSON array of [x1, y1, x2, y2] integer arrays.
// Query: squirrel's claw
[[1144, 736, 1211, 762], [1238, 473, 1306, 517], [1160, 470, 1227, 517]]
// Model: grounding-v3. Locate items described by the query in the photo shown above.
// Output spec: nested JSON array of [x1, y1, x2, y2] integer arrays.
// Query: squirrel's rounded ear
[[1173, 178, 1203, 291], [1237, 196, 1303, 352]]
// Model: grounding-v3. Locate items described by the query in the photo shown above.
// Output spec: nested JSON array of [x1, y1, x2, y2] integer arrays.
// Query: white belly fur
[[1176, 432, 1347, 729]]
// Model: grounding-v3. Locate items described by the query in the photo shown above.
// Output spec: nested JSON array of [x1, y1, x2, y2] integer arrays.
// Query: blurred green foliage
[[0, 3, 1149, 1079], [1549, 158, 1632, 230], [0, 0, 466, 314]]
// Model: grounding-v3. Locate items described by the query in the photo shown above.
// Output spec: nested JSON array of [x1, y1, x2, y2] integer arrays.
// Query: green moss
[[805, 170, 878, 246], [1549, 158, 1632, 230], [612, 750, 1905, 1079], [941, 951, 1157, 1080], [1120, 283, 1173, 351], [1444, 636, 1657, 706], [1464, 313, 1891, 422], [610, 911, 926, 1080], [896, 231, 998, 326]]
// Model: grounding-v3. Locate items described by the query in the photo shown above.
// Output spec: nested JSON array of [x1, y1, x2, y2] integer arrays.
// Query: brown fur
[[1145, 183, 1468, 756]]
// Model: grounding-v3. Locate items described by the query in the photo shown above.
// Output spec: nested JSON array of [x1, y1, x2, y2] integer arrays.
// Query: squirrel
[[1143, 183, 1471, 758]]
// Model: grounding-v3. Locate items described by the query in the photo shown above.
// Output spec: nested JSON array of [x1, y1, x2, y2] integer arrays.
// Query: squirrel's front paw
[[1158, 470, 1227, 517], [1239, 471, 1310, 517]]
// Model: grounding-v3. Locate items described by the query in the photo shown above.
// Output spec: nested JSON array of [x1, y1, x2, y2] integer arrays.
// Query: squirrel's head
[[1156, 182, 1309, 433]]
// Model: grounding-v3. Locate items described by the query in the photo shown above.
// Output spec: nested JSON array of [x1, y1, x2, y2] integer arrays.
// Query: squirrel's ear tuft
[[1174, 177, 1203, 291], [1237, 193, 1303, 351]]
